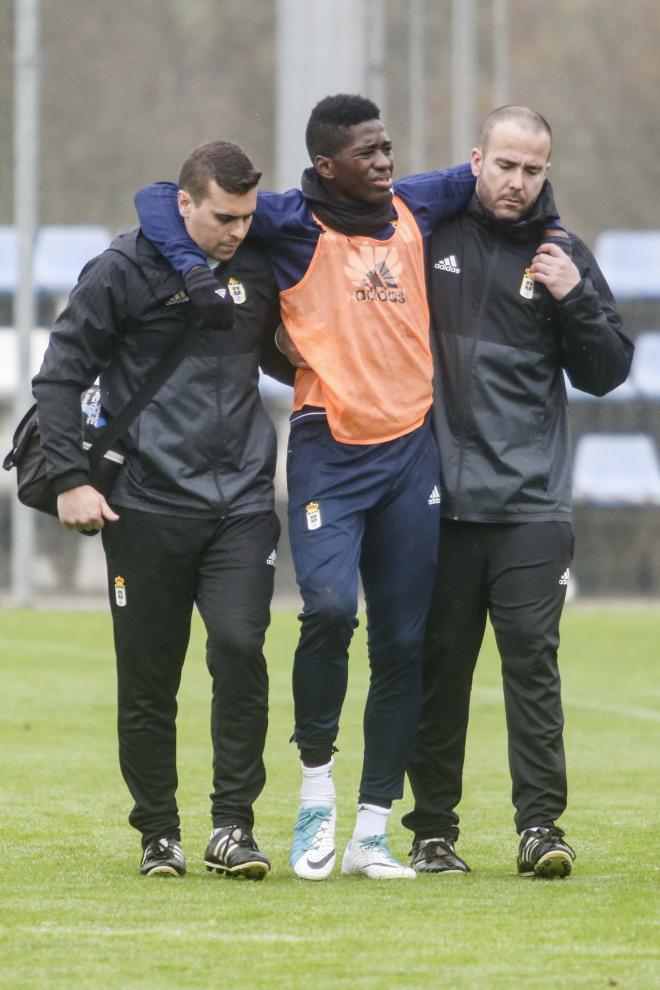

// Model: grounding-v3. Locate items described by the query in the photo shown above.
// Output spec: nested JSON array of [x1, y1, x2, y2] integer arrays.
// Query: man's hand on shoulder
[[184, 265, 235, 331], [531, 242, 581, 301], [57, 485, 120, 533]]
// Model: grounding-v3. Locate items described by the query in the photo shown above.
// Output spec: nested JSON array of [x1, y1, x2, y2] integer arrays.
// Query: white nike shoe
[[290, 805, 337, 880], [341, 833, 416, 879]]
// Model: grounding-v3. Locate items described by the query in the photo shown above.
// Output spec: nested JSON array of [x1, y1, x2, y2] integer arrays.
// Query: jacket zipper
[[452, 234, 499, 520]]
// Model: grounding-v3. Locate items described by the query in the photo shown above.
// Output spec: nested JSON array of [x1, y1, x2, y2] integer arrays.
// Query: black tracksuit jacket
[[428, 186, 634, 523], [32, 230, 293, 517]]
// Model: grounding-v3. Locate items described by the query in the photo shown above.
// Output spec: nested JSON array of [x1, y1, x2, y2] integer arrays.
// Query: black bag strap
[[87, 327, 194, 467]]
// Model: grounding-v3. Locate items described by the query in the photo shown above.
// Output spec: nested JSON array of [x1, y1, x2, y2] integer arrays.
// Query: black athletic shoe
[[517, 826, 575, 878], [204, 825, 271, 880], [140, 836, 186, 877], [410, 836, 471, 874]]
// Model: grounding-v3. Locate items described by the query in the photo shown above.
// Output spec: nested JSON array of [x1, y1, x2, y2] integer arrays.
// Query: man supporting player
[[33, 141, 293, 878], [402, 106, 633, 879]]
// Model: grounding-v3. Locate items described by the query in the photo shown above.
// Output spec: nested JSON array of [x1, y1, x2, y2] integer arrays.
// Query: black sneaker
[[410, 836, 471, 874], [140, 836, 186, 877], [204, 825, 271, 880], [517, 826, 575, 878]]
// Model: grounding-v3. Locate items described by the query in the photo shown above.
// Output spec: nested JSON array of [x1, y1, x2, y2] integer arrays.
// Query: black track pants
[[403, 519, 574, 838], [102, 507, 280, 845]]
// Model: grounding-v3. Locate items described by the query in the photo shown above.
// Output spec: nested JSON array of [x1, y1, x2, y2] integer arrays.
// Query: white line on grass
[[564, 699, 660, 722], [473, 687, 660, 722], [0, 636, 110, 662], [12, 925, 328, 942]]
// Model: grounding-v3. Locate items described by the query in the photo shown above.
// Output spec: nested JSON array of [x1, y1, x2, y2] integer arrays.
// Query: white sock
[[352, 802, 391, 841], [300, 758, 335, 808]]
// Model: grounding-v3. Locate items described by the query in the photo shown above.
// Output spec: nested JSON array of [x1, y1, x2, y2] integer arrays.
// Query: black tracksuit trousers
[[403, 519, 574, 839], [102, 507, 280, 847]]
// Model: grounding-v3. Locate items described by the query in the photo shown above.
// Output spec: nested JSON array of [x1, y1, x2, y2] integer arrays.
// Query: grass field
[[1, 605, 659, 990]]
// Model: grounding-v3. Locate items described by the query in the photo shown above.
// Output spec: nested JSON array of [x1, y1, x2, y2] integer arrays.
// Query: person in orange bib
[[135, 94, 475, 880]]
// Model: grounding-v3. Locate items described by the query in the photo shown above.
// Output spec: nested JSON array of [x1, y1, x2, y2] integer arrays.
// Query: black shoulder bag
[[3, 328, 194, 519]]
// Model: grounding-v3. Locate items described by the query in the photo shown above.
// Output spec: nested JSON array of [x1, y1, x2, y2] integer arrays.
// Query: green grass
[[1, 605, 659, 990]]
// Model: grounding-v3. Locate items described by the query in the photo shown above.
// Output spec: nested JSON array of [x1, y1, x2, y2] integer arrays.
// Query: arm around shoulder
[[394, 162, 475, 233], [134, 181, 206, 275]]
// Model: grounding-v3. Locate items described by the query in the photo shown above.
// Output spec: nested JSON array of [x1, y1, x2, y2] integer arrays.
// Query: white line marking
[[11, 925, 327, 942], [473, 687, 660, 722]]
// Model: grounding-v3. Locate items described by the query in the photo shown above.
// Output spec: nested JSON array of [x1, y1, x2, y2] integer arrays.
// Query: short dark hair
[[305, 93, 381, 160], [479, 106, 552, 155], [178, 140, 262, 202]]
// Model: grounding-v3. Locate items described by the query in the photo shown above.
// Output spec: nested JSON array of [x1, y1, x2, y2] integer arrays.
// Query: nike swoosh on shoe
[[308, 851, 335, 870]]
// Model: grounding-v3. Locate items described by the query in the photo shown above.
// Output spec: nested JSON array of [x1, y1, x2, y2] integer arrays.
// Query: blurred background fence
[[1, 0, 659, 603]]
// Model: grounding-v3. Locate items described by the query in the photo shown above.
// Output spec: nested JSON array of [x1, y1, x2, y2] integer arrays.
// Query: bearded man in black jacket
[[33, 140, 293, 880], [403, 106, 633, 879]]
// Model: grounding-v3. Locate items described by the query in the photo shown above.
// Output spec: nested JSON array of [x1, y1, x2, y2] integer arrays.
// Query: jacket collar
[[468, 181, 561, 240], [107, 228, 190, 302]]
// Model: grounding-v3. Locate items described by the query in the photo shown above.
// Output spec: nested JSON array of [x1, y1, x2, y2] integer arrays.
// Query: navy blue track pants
[[287, 418, 441, 805]]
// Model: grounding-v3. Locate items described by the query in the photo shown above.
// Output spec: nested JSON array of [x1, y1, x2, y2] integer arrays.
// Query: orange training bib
[[280, 195, 433, 444]]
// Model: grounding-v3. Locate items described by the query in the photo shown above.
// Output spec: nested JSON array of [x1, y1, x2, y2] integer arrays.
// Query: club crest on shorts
[[519, 267, 535, 299], [114, 575, 127, 607], [227, 278, 246, 304], [305, 501, 322, 530]]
